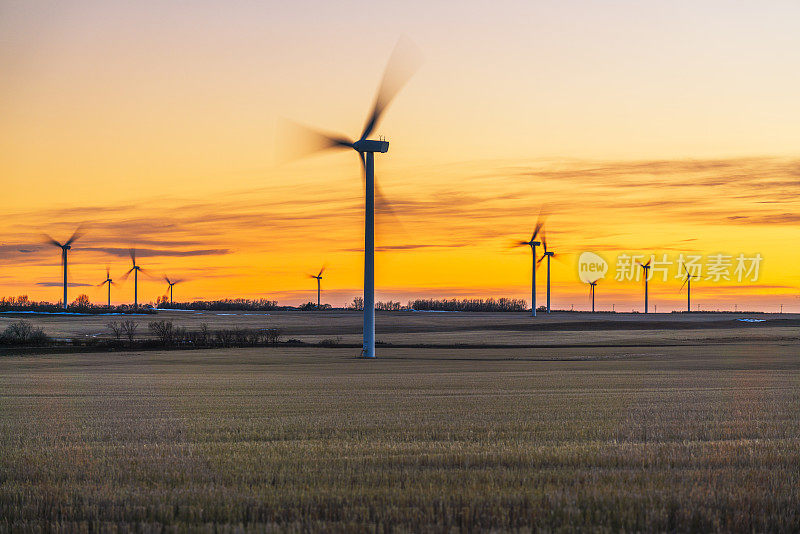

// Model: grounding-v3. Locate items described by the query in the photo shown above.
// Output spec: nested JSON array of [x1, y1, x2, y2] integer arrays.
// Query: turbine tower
[[164, 276, 182, 306], [516, 210, 546, 317], [638, 258, 652, 314], [98, 267, 114, 307], [680, 264, 698, 312], [120, 249, 148, 308], [589, 279, 598, 313], [310, 267, 325, 309], [43, 226, 84, 309], [282, 40, 420, 358]]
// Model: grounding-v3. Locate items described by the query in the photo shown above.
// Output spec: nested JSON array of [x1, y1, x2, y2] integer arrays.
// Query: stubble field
[[1, 311, 799, 532]]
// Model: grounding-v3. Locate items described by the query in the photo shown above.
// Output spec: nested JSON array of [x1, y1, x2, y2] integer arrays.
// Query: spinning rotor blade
[[277, 119, 353, 162], [118, 268, 134, 282], [64, 225, 85, 246], [42, 234, 63, 248], [317, 267, 325, 278], [128, 248, 136, 266], [360, 38, 422, 141]]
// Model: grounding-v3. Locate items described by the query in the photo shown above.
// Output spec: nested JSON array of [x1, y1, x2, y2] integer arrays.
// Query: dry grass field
[[1, 312, 800, 531]]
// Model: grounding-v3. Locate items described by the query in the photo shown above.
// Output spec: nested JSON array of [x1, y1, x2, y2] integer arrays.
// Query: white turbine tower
[[281, 40, 421, 358], [43, 226, 84, 310]]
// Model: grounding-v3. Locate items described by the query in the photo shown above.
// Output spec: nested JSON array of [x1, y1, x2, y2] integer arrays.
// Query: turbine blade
[[119, 268, 133, 282], [129, 248, 136, 266], [318, 266, 325, 277], [42, 234, 63, 248], [680, 278, 688, 292], [530, 206, 548, 242], [277, 119, 353, 163], [359, 37, 422, 141], [64, 224, 85, 246]]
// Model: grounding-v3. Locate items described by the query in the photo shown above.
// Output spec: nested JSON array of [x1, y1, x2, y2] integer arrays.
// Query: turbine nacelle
[[352, 139, 389, 153]]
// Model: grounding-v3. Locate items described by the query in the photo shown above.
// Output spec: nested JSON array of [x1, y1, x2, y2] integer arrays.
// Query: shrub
[[120, 320, 138, 343], [148, 320, 174, 346], [1, 321, 49, 346]]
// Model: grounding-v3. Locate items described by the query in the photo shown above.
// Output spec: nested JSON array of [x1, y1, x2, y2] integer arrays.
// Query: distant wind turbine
[[516, 210, 546, 317], [163, 276, 183, 306], [309, 267, 325, 309], [43, 226, 84, 309], [638, 258, 652, 314], [680, 264, 698, 312], [538, 230, 557, 314], [589, 279, 598, 313], [119, 249, 149, 308], [97, 267, 114, 307], [281, 40, 421, 358]]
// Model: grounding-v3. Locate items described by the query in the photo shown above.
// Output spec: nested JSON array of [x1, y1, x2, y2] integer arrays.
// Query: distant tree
[[409, 298, 527, 312], [348, 297, 364, 310], [71, 294, 91, 310]]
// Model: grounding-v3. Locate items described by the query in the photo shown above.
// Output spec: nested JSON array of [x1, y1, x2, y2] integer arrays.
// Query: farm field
[[1, 313, 800, 531], [2, 309, 799, 347]]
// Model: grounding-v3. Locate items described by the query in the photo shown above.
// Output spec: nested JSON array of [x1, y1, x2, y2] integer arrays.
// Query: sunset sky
[[2, 0, 799, 311]]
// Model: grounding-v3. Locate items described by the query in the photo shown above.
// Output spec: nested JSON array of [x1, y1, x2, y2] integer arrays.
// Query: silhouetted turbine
[[516, 209, 546, 317], [97, 267, 114, 307], [119, 249, 150, 308], [309, 267, 325, 309], [537, 230, 557, 313], [680, 264, 699, 312], [638, 258, 652, 314], [164, 276, 183, 306], [589, 279, 598, 313], [43, 226, 84, 309]]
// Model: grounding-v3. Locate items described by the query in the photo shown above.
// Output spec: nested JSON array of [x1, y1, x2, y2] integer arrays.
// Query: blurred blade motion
[[277, 119, 353, 163], [360, 37, 423, 141]]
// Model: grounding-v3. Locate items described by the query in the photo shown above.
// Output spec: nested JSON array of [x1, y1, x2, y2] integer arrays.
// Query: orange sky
[[1, 1, 799, 311]]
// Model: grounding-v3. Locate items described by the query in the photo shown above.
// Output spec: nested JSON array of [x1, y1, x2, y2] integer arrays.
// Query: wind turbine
[[680, 264, 698, 312], [589, 279, 598, 312], [163, 276, 182, 306], [281, 40, 421, 358], [98, 267, 114, 307], [516, 210, 546, 317], [119, 249, 148, 308], [538, 230, 556, 313], [309, 267, 325, 309], [43, 226, 84, 309], [638, 258, 652, 314]]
